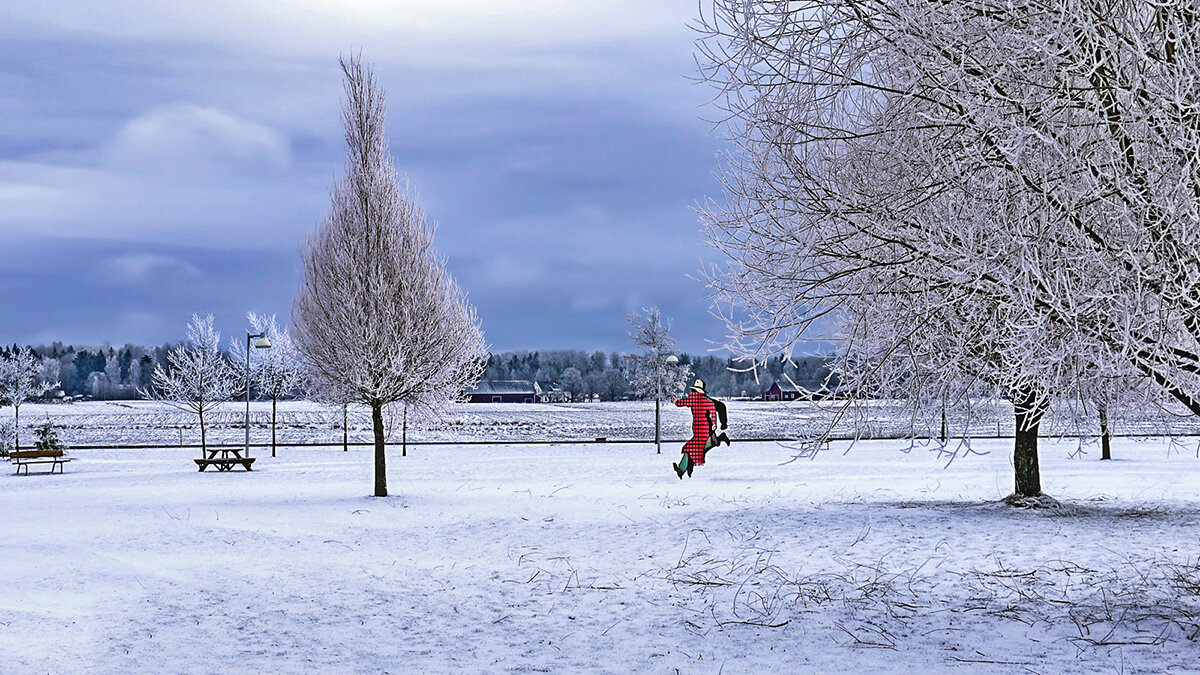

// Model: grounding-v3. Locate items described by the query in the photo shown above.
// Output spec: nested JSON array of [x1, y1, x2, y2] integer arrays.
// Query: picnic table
[[194, 447, 255, 472]]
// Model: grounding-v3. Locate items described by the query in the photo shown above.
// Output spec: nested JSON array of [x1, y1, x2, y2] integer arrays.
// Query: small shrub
[[33, 420, 65, 452], [0, 420, 13, 457]]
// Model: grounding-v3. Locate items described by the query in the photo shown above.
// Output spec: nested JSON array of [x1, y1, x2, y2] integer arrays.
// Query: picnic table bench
[[194, 448, 255, 472], [10, 450, 72, 475]]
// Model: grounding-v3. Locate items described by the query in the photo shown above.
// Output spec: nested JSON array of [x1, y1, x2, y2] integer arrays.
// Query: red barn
[[762, 381, 803, 401]]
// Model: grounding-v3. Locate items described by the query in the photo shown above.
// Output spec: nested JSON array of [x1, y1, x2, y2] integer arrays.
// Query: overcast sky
[[0, 1, 730, 354]]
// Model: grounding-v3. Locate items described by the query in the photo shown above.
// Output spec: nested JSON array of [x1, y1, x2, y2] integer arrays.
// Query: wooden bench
[[194, 457, 256, 472], [10, 450, 72, 475]]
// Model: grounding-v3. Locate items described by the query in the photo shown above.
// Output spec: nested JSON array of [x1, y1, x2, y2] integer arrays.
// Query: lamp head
[[253, 336, 272, 349], [665, 354, 679, 364]]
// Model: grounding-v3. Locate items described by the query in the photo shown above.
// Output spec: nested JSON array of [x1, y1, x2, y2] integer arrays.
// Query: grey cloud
[[107, 104, 291, 176], [0, 2, 731, 354], [99, 253, 202, 286]]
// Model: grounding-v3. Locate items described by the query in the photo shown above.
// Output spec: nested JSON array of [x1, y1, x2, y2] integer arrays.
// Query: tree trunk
[[655, 399, 661, 454], [1012, 388, 1046, 497], [13, 403, 19, 450], [939, 404, 947, 444], [343, 404, 348, 452], [1099, 404, 1111, 460], [402, 403, 408, 458], [271, 397, 278, 458], [199, 407, 207, 456], [372, 402, 387, 497]]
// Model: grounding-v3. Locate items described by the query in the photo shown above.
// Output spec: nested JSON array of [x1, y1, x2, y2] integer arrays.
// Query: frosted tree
[[691, 0, 1199, 500], [293, 55, 487, 497], [142, 314, 239, 454], [39, 357, 61, 395], [560, 367, 586, 402], [626, 308, 692, 453], [234, 312, 304, 457], [0, 349, 59, 449], [702, 0, 1200, 407], [828, 261, 1103, 500], [103, 354, 122, 398]]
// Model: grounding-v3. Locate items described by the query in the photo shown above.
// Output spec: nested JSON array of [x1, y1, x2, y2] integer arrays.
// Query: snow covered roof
[[468, 380, 542, 395]]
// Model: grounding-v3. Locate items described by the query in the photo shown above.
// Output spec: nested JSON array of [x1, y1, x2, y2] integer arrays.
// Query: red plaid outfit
[[675, 391, 716, 465]]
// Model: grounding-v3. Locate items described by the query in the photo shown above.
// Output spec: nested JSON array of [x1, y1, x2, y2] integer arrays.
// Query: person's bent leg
[[677, 451, 693, 478]]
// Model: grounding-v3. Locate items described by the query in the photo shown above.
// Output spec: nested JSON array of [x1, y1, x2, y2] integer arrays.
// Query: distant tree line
[[0, 341, 836, 403], [1, 342, 171, 400], [483, 350, 835, 400]]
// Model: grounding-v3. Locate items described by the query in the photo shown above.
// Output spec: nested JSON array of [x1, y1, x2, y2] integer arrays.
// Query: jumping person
[[705, 392, 731, 451], [673, 379, 717, 479]]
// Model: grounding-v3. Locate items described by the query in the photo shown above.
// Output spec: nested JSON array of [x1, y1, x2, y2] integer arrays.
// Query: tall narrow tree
[[294, 55, 487, 497]]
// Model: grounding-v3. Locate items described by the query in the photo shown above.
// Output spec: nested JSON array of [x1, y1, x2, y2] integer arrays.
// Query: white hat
[[690, 379, 706, 392]]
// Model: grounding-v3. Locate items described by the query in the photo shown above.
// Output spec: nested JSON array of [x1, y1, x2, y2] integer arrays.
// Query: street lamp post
[[245, 331, 271, 458], [658, 354, 679, 455]]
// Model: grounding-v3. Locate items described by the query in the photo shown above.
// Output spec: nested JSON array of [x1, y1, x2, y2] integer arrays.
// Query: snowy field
[[11, 399, 851, 448], [4, 433, 1200, 673], [15, 398, 1200, 449]]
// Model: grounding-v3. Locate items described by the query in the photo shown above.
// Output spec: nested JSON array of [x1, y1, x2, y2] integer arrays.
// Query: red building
[[762, 381, 803, 401]]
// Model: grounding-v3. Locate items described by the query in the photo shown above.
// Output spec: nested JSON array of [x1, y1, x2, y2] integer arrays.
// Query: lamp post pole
[[245, 332, 270, 458], [658, 354, 679, 455]]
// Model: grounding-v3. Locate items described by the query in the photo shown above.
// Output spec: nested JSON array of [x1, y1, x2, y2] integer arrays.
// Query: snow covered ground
[[4, 434, 1200, 673]]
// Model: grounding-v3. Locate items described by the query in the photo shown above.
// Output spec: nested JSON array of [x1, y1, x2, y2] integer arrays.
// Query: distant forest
[[483, 350, 836, 400], [2, 342, 835, 401], [3, 342, 171, 400]]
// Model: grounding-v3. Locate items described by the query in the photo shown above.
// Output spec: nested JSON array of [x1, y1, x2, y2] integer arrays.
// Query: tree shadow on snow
[[866, 497, 1200, 523]]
